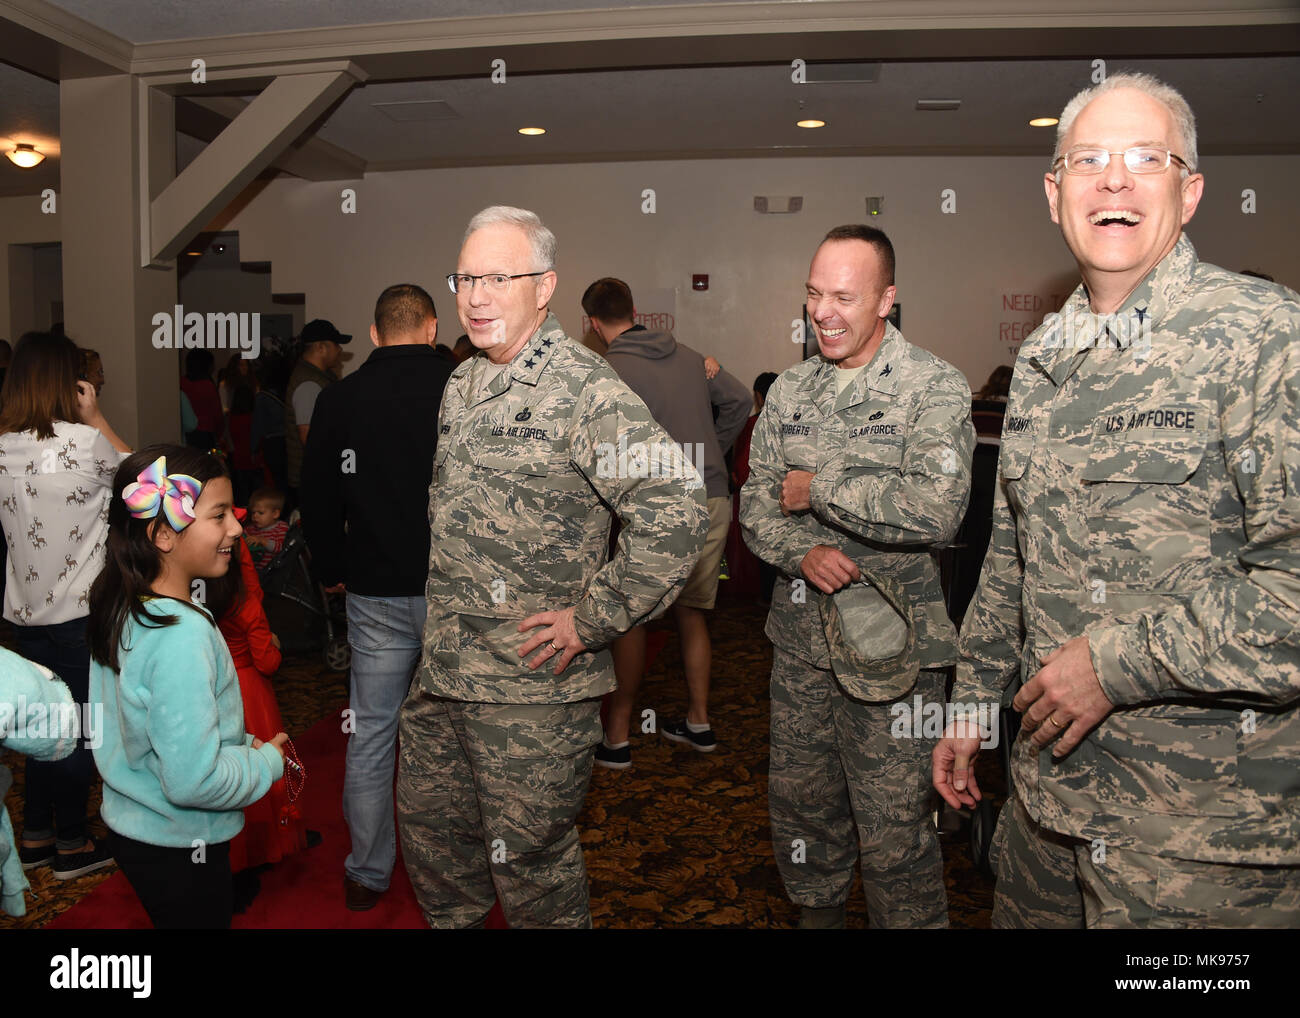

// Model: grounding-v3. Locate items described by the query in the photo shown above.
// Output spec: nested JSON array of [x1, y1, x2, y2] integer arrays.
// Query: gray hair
[[1053, 72, 1198, 177], [463, 205, 557, 272]]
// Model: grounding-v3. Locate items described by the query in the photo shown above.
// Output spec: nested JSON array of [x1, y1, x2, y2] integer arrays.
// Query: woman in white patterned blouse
[[0, 331, 130, 879]]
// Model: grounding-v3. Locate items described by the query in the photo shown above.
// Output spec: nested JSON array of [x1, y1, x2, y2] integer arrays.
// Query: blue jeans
[[343, 593, 427, 891]]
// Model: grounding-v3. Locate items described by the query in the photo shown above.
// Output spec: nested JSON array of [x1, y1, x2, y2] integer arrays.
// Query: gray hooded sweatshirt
[[604, 326, 753, 499]]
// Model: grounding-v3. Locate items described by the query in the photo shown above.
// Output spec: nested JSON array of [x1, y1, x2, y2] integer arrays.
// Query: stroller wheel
[[970, 797, 996, 880], [324, 636, 352, 673]]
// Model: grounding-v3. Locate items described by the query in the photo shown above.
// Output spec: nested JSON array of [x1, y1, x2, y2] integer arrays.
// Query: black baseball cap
[[300, 319, 351, 345]]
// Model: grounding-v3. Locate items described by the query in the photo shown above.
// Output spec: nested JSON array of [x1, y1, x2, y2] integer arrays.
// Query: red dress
[[220, 537, 306, 871]]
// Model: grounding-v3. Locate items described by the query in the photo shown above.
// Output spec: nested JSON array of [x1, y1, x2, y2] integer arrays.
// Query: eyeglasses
[[1054, 147, 1188, 175], [446, 272, 547, 295]]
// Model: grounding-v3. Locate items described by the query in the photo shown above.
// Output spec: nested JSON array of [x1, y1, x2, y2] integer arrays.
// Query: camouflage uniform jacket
[[740, 323, 975, 672], [420, 312, 708, 705], [954, 235, 1300, 864]]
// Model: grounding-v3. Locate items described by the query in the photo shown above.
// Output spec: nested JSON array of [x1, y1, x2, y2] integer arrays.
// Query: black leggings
[[106, 830, 233, 929]]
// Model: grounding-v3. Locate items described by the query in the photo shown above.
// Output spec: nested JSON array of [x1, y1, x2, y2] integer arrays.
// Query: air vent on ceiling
[[804, 62, 881, 85], [916, 99, 961, 111], [371, 99, 462, 122]]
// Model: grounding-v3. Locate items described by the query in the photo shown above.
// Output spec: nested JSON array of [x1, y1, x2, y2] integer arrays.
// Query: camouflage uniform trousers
[[395, 687, 603, 929], [992, 794, 1300, 928], [769, 648, 948, 927]]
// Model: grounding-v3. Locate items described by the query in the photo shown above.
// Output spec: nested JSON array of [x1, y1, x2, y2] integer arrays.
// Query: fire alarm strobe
[[692, 275, 708, 291]]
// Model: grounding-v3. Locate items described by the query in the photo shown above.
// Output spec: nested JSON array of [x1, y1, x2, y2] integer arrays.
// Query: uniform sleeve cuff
[[572, 606, 609, 653], [1088, 622, 1163, 706], [809, 468, 835, 519]]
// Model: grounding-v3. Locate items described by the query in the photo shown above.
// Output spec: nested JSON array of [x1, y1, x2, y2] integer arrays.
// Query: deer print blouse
[[0, 421, 127, 626]]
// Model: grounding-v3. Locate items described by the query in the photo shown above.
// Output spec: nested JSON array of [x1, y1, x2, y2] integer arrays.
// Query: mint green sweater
[[90, 599, 284, 848]]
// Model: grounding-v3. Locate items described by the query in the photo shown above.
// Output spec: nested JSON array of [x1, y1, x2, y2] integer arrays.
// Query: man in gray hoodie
[[585, 278, 752, 767]]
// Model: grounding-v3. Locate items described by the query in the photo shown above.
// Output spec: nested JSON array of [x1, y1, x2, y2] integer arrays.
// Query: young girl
[[87, 445, 287, 929]]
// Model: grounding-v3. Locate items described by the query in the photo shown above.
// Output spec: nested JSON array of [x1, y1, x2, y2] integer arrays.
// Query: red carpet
[[50, 633, 673, 929], [48, 701, 500, 929]]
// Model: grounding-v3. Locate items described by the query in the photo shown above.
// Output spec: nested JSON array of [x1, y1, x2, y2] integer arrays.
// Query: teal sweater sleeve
[[92, 602, 284, 847]]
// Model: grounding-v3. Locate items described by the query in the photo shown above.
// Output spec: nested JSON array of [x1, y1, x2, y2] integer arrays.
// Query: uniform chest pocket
[[997, 435, 1033, 515], [779, 411, 821, 470], [471, 436, 553, 477], [1081, 432, 1209, 588], [843, 437, 904, 471]]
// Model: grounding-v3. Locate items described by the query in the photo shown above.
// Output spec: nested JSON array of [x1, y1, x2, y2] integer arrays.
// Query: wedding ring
[[1046, 715, 1063, 729], [550, 641, 561, 652]]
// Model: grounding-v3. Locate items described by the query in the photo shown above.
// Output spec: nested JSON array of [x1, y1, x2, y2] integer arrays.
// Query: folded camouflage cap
[[823, 573, 918, 702]]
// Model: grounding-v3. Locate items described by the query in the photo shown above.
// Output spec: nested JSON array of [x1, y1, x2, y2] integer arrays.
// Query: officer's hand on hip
[[799, 544, 860, 594], [1014, 636, 1115, 758], [933, 721, 985, 810], [780, 469, 815, 514], [518, 605, 589, 675]]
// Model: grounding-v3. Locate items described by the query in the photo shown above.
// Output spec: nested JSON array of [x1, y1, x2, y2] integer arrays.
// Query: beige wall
[[1, 194, 60, 341], [220, 154, 1300, 389], [4, 154, 1297, 390]]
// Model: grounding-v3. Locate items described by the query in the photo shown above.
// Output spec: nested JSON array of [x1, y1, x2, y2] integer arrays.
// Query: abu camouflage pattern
[[769, 651, 949, 926], [396, 690, 603, 928], [955, 235, 1300, 865], [740, 322, 975, 683], [419, 311, 708, 705]]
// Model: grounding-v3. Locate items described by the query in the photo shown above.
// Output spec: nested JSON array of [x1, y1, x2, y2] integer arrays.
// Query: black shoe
[[344, 876, 383, 911], [19, 843, 55, 871], [594, 741, 631, 770], [661, 719, 717, 753], [52, 837, 115, 880]]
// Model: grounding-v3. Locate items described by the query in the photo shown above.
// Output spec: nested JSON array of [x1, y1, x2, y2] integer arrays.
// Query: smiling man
[[741, 224, 974, 929], [395, 206, 706, 929], [933, 73, 1300, 927]]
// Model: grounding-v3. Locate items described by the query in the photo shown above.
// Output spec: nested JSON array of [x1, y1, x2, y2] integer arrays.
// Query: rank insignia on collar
[[869, 410, 884, 420], [515, 408, 532, 422], [524, 358, 536, 369], [879, 363, 892, 377], [542, 338, 553, 347]]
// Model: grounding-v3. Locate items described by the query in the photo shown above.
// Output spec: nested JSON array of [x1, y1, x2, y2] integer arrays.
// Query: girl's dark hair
[[88, 444, 229, 671], [0, 331, 82, 439]]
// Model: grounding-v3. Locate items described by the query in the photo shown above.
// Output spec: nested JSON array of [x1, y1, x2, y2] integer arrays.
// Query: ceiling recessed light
[[518, 127, 546, 136], [184, 251, 202, 257], [7, 143, 44, 168], [797, 119, 826, 129], [1029, 117, 1059, 128]]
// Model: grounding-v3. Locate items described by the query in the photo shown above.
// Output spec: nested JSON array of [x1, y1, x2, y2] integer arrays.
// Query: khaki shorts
[[676, 496, 732, 610]]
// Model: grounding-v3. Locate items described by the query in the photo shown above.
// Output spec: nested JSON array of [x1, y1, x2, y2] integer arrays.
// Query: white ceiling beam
[[185, 96, 366, 182], [145, 64, 365, 264]]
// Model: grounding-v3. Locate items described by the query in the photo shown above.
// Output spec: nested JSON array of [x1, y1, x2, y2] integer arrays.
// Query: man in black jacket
[[301, 284, 452, 911]]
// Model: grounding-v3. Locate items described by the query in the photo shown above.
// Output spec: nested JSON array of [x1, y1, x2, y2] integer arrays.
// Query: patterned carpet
[[2, 592, 1003, 929]]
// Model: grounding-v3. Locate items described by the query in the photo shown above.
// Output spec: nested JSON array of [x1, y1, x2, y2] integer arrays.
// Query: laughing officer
[[741, 224, 974, 929], [395, 206, 707, 929], [933, 73, 1300, 928]]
